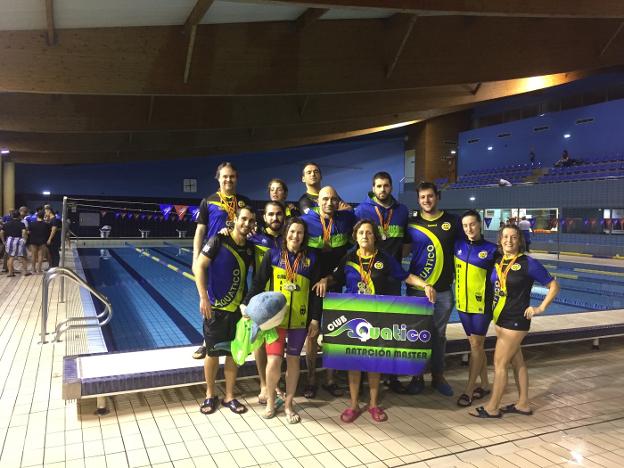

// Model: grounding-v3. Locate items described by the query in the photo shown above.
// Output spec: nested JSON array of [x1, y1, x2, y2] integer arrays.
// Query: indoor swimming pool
[[76, 244, 624, 352]]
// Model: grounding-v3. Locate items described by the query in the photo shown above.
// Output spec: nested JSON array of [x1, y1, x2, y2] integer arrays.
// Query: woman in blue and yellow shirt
[[470, 225, 559, 418], [244, 217, 321, 424], [454, 210, 497, 407]]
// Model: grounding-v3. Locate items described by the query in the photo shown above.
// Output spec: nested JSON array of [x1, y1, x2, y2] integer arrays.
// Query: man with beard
[[193, 206, 256, 416], [248, 200, 285, 404]]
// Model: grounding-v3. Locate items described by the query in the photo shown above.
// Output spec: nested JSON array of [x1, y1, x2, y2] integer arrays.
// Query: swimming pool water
[[77, 245, 624, 352]]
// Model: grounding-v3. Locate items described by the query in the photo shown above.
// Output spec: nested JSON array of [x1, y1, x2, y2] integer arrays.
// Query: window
[[183, 178, 197, 193]]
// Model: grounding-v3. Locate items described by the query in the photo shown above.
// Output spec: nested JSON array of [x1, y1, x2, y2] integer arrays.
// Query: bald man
[[301, 186, 355, 398]]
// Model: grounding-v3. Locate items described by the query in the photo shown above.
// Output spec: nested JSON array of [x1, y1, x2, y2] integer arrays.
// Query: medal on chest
[[374, 206, 392, 241], [283, 251, 303, 292], [357, 250, 376, 295], [320, 215, 333, 252]]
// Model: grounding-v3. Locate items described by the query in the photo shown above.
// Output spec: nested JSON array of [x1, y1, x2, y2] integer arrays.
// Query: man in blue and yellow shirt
[[192, 162, 250, 359], [301, 185, 355, 397], [403, 182, 460, 396], [193, 206, 256, 416]]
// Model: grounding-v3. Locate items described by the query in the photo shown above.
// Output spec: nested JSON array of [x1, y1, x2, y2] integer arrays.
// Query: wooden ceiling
[[2, 0, 624, 164]]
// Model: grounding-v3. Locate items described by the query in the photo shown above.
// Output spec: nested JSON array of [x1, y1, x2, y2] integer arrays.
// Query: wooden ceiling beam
[[45, 0, 56, 46], [0, 17, 622, 95], [385, 14, 418, 79], [0, 69, 597, 133], [295, 8, 329, 31], [265, 0, 624, 19], [184, 0, 215, 35], [183, 0, 215, 83]]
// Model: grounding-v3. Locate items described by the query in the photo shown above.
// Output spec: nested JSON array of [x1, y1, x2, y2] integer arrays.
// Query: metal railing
[[41, 267, 113, 344]]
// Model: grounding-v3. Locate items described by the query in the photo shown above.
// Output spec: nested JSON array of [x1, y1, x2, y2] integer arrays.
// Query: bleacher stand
[[538, 156, 624, 184]]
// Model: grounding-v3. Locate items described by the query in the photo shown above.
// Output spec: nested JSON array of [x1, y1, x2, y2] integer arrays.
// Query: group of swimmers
[[190, 161, 560, 424]]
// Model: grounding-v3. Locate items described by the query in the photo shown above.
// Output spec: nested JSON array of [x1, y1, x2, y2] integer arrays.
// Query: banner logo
[[326, 316, 431, 343]]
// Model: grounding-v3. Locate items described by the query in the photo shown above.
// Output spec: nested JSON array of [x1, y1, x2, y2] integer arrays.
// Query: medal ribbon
[[319, 215, 333, 246], [374, 207, 393, 236], [217, 191, 238, 222], [357, 250, 377, 290], [283, 251, 302, 283], [495, 254, 519, 294]]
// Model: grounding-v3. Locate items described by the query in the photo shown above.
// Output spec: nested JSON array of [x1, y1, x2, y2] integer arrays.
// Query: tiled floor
[[2, 255, 624, 467]]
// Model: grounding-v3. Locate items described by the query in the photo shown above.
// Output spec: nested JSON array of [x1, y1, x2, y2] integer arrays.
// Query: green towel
[[230, 318, 279, 366]]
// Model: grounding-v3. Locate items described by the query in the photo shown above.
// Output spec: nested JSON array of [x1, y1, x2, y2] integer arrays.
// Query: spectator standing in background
[[28, 210, 51, 274], [518, 216, 532, 253]]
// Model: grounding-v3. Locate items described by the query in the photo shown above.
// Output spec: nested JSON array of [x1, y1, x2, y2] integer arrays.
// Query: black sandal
[[223, 398, 247, 414], [303, 384, 317, 399], [457, 393, 472, 407], [386, 378, 407, 394], [500, 404, 533, 416], [472, 387, 491, 400], [322, 382, 344, 397], [199, 397, 219, 415], [470, 406, 502, 418]]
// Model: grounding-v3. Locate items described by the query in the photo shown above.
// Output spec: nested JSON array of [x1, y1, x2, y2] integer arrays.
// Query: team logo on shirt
[[511, 263, 521, 271], [478, 250, 488, 259], [374, 261, 384, 270], [304, 258, 311, 267], [441, 222, 451, 231], [238, 200, 245, 207]]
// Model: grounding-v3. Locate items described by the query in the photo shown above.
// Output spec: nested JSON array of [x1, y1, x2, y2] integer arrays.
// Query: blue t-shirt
[[201, 233, 254, 312], [491, 254, 554, 324]]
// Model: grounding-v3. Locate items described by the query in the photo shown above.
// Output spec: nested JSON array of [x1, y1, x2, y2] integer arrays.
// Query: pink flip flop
[[368, 406, 388, 422], [340, 407, 361, 423]]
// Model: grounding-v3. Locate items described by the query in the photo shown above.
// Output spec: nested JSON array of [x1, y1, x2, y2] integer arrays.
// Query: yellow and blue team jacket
[[244, 248, 322, 329], [453, 237, 497, 314]]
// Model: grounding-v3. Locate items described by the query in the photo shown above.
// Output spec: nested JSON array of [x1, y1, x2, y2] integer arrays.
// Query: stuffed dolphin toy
[[246, 291, 287, 341], [215, 292, 287, 365]]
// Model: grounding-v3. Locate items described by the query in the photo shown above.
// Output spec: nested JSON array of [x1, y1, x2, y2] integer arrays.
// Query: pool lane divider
[[164, 242, 192, 254], [126, 243, 196, 282], [109, 248, 202, 343], [150, 247, 192, 269]]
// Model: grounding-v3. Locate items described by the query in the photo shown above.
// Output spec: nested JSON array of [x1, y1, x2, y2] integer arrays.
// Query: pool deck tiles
[[1, 252, 624, 466]]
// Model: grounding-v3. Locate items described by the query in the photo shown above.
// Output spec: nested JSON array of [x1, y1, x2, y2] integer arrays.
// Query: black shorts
[[203, 308, 241, 357], [495, 314, 530, 332]]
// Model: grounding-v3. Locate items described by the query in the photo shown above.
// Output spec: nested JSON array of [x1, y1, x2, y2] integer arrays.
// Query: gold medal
[[357, 249, 376, 295], [320, 215, 333, 252], [495, 255, 519, 298], [282, 251, 303, 292], [357, 281, 370, 294]]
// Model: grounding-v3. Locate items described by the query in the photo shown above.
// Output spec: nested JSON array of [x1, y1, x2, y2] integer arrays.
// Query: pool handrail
[[41, 267, 113, 344]]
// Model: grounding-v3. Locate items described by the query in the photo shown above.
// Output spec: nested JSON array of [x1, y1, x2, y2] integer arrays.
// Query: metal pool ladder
[[41, 267, 113, 344]]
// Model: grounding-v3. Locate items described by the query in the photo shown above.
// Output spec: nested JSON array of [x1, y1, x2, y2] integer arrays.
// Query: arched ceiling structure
[[1, 0, 624, 164]]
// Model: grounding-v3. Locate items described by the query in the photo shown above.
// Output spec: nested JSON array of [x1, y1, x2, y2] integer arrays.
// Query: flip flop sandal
[[457, 393, 473, 407], [472, 387, 491, 400], [223, 399, 248, 414], [322, 382, 344, 397], [368, 406, 388, 423], [340, 408, 361, 423], [470, 406, 502, 419], [262, 407, 276, 419], [303, 384, 317, 399], [285, 411, 301, 424], [199, 397, 219, 415], [500, 404, 533, 416]]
